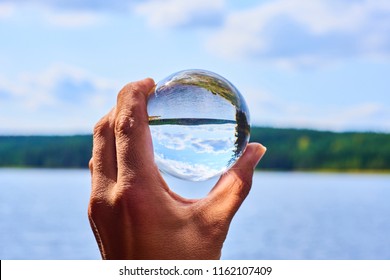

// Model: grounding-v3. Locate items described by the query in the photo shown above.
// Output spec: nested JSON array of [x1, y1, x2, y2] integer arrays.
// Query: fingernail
[[255, 144, 267, 166]]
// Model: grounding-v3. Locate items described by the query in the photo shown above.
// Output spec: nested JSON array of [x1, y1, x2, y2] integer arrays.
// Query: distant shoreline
[[1, 127, 390, 172], [1, 167, 389, 175]]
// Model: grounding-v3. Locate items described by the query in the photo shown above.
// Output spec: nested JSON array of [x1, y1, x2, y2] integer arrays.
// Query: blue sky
[[0, 0, 389, 134]]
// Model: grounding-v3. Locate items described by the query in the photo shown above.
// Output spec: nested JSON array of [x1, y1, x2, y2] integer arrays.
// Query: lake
[[0, 169, 389, 260]]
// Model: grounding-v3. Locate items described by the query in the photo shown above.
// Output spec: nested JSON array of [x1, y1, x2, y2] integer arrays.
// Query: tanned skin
[[88, 78, 266, 259]]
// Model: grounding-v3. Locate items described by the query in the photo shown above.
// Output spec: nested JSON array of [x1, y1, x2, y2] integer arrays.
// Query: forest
[[251, 127, 390, 171], [0, 127, 389, 172]]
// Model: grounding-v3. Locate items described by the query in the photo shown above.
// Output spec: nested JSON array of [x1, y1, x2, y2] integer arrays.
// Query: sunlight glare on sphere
[[147, 69, 250, 181]]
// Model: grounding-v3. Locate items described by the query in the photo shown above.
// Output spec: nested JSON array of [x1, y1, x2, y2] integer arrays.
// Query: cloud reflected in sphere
[[148, 69, 250, 181]]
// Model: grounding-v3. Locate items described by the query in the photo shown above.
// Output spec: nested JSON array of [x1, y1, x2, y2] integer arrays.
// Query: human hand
[[88, 78, 266, 259]]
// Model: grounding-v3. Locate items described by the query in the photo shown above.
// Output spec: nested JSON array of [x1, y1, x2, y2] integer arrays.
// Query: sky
[[0, 0, 389, 134]]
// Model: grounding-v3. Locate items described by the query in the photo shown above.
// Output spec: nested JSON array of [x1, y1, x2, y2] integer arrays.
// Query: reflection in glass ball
[[147, 69, 250, 181]]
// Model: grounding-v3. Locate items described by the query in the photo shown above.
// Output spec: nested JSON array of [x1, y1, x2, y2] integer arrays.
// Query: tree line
[[0, 127, 389, 172], [252, 127, 390, 171], [0, 135, 92, 168]]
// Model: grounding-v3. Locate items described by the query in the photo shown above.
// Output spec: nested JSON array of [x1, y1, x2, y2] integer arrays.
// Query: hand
[[88, 78, 266, 259]]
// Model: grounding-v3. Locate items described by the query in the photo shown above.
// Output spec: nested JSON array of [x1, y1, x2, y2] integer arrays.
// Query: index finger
[[114, 78, 158, 182]]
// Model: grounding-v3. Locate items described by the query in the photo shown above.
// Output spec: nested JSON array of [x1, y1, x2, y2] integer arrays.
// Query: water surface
[[0, 169, 389, 259]]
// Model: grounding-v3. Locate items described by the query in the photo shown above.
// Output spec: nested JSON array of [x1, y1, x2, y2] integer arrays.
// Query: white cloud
[[0, 65, 117, 108], [155, 153, 223, 181], [134, 0, 225, 28], [41, 9, 103, 28], [319, 102, 387, 131], [206, 0, 390, 68], [0, 65, 119, 134], [245, 87, 390, 132], [151, 127, 189, 150], [151, 124, 236, 154], [0, 1, 106, 27]]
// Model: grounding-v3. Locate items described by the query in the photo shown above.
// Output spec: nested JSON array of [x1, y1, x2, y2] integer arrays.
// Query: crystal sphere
[[147, 69, 250, 181]]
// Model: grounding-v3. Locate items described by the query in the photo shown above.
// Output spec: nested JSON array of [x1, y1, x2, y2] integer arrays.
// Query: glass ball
[[147, 69, 250, 181]]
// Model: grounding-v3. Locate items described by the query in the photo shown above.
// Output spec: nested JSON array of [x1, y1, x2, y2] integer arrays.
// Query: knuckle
[[87, 200, 96, 219], [88, 196, 102, 219], [93, 115, 110, 137], [115, 108, 146, 138], [88, 191, 112, 219], [115, 83, 148, 138], [115, 114, 136, 137]]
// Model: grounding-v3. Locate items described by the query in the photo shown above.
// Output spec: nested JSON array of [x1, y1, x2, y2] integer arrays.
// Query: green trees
[[0, 135, 92, 168], [252, 127, 390, 171], [0, 127, 389, 171]]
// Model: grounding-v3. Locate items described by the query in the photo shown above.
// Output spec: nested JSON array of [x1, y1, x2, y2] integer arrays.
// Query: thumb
[[205, 143, 266, 221]]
